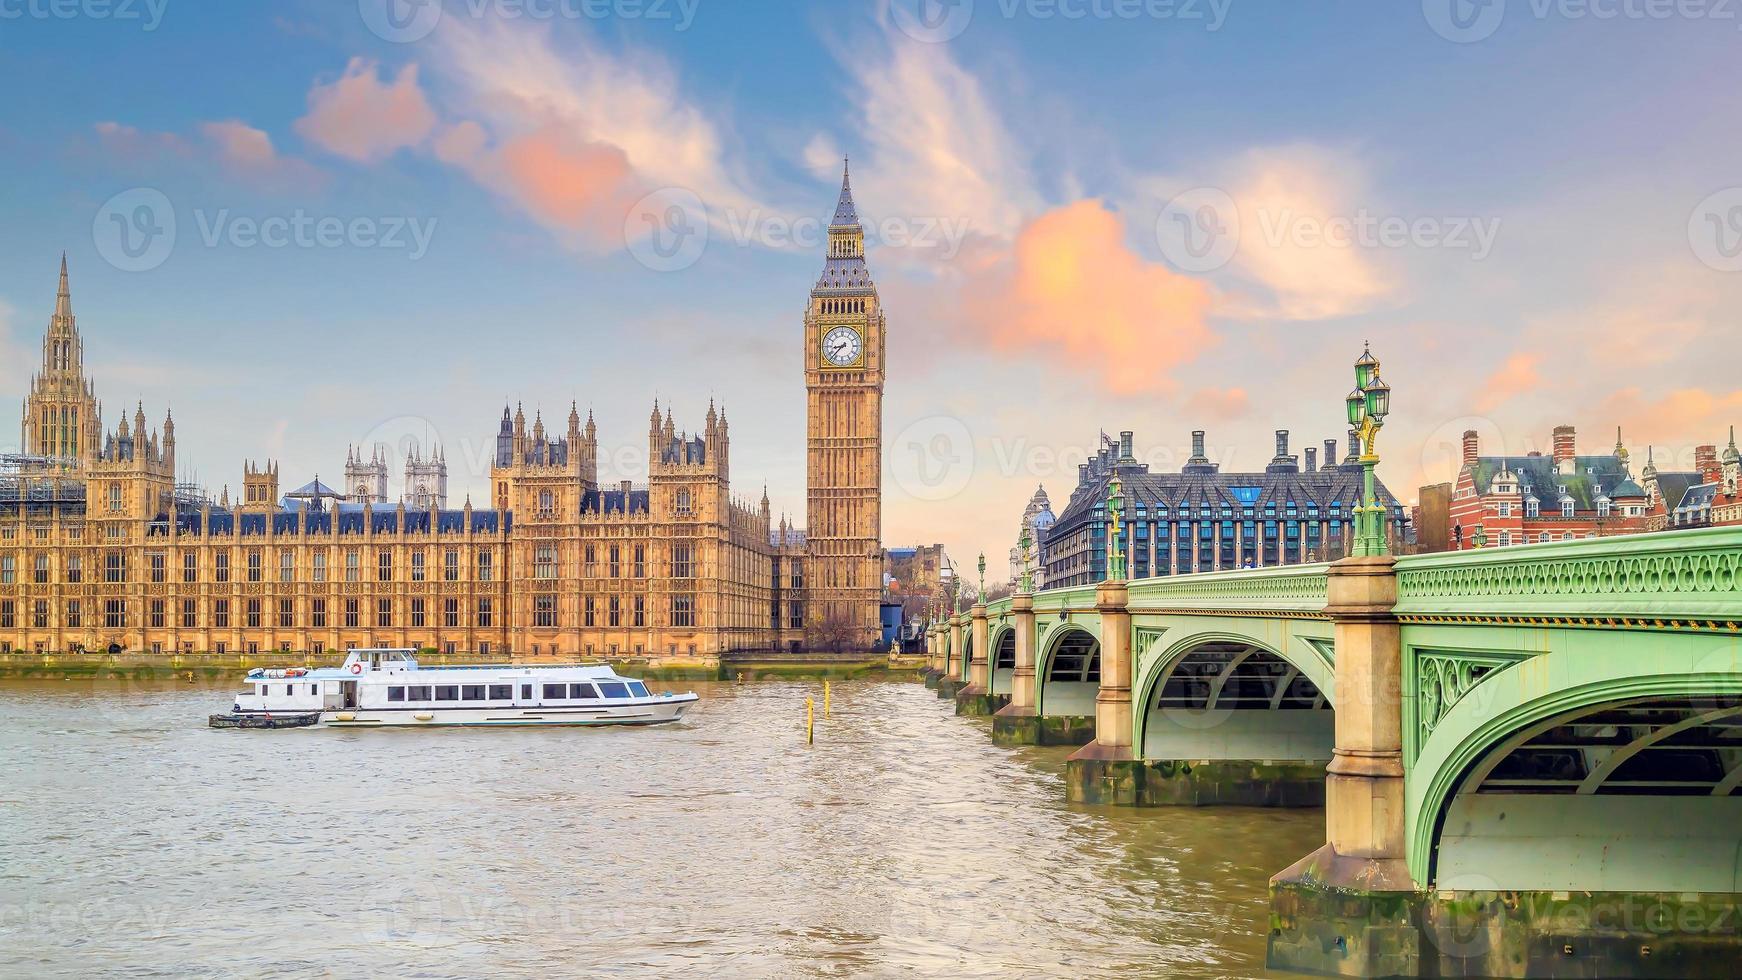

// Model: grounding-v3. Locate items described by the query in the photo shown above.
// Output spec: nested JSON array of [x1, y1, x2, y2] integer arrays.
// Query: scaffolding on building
[[0, 454, 87, 516]]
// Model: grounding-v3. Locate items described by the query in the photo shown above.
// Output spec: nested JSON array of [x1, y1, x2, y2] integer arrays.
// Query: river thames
[[1, 675, 1320, 978]]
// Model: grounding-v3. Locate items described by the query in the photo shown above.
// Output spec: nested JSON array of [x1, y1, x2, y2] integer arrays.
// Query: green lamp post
[[977, 552, 986, 604], [1344, 343, 1393, 557], [1018, 524, 1034, 594], [1105, 473, 1127, 582]]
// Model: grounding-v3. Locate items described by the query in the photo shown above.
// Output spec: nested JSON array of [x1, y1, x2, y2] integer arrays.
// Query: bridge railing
[[1394, 524, 1742, 624], [979, 563, 1332, 620]]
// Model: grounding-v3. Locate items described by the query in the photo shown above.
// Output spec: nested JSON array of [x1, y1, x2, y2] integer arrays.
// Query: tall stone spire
[[831, 157, 860, 228], [54, 253, 73, 326]]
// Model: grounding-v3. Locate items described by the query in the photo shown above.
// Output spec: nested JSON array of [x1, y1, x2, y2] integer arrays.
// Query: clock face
[[822, 326, 863, 367]]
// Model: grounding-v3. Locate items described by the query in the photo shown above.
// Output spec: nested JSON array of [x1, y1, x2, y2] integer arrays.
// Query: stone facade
[[1, 175, 885, 657]]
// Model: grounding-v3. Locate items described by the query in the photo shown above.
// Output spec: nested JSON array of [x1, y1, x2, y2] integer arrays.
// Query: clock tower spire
[[803, 160, 884, 649]]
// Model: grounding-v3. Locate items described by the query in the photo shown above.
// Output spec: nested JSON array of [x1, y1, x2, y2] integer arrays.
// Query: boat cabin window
[[569, 683, 598, 699], [284, 685, 293, 696], [257, 685, 268, 696], [462, 685, 486, 701], [598, 682, 631, 699], [488, 684, 513, 700], [521, 684, 532, 699], [309, 684, 318, 695], [628, 681, 649, 698], [407, 685, 431, 701], [542, 683, 566, 699], [387, 687, 406, 702], [434, 685, 459, 701]]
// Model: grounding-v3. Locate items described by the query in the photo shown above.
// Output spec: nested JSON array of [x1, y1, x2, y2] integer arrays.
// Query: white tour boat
[[211, 648, 698, 728]]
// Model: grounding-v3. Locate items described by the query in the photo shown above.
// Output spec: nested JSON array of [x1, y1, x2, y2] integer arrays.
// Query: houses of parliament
[[0, 170, 886, 659]]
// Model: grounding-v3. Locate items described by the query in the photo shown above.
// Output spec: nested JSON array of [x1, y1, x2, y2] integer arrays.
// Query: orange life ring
[[350, 662, 363, 675]]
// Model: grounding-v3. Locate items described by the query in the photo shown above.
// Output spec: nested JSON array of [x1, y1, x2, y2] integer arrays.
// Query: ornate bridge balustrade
[[921, 526, 1742, 977]]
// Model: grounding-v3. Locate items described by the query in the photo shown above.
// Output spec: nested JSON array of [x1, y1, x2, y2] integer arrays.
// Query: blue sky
[[2, 0, 1738, 570]]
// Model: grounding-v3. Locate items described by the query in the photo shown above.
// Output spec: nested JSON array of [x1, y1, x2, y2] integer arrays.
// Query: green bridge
[[923, 527, 1742, 978]]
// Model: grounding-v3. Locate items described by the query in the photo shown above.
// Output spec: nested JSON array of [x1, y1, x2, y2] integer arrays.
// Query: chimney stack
[[1345, 430, 1361, 466], [1695, 445, 1721, 485], [1325, 439, 1339, 469], [1305, 447, 1318, 472], [1119, 430, 1135, 463], [1268, 430, 1299, 473], [1275, 429, 1290, 458], [1462, 429, 1479, 466], [1078, 462, 1090, 486], [1552, 425, 1577, 474], [1191, 430, 1206, 459]]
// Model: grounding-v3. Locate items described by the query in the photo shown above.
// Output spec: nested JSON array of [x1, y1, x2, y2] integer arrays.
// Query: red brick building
[[1445, 426, 1649, 549], [1642, 429, 1742, 530]]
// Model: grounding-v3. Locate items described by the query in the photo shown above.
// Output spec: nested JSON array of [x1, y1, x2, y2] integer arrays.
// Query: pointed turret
[[53, 253, 73, 328], [831, 157, 860, 228]]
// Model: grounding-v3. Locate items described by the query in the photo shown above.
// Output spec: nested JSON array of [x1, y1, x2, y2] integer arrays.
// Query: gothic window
[[476, 598, 493, 628], [344, 599, 359, 628], [377, 599, 392, 628], [378, 552, 392, 582], [312, 552, 327, 582], [105, 551, 127, 583], [246, 599, 261, 629], [107, 484, 121, 511], [477, 551, 493, 582], [534, 546, 556, 580], [411, 550, 426, 581], [585, 596, 596, 627], [633, 545, 645, 578], [672, 543, 693, 578], [104, 600, 124, 630], [609, 595, 621, 627], [0, 555, 11, 584], [279, 551, 294, 582], [539, 490, 554, 515], [0, 601, 12, 628], [609, 546, 621, 577], [182, 599, 197, 629], [676, 490, 692, 516], [444, 549, 459, 581], [66, 600, 81, 629], [214, 599, 230, 629], [534, 595, 556, 628], [633, 595, 645, 627], [279, 599, 293, 629], [443, 599, 459, 628], [344, 550, 359, 583], [150, 600, 165, 629], [672, 594, 695, 628], [34, 554, 49, 583], [247, 549, 262, 583], [411, 598, 426, 628]]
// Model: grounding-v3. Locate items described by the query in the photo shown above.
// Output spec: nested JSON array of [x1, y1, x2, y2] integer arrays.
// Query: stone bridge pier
[[949, 526, 1742, 976]]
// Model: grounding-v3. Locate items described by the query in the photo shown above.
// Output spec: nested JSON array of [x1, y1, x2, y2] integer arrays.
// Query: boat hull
[[321, 694, 698, 728]]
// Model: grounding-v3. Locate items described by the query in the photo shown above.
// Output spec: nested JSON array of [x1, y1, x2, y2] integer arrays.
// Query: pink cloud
[[1184, 386, 1250, 420], [295, 59, 436, 163], [956, 200, 1217, 396], [1474, 351, 1541, 413], [198, 120, 325, 190]]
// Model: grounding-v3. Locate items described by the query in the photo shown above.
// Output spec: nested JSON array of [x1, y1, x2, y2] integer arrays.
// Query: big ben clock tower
[[804, 161, 884, 648]]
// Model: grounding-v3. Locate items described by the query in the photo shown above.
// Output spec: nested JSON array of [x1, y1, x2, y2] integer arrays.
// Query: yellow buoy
[[413, 712, 434, 722], [334, 711, 355, 722]]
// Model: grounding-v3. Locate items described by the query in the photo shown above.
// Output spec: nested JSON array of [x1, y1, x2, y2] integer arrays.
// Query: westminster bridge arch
[[926, 526, 1742, 977]]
